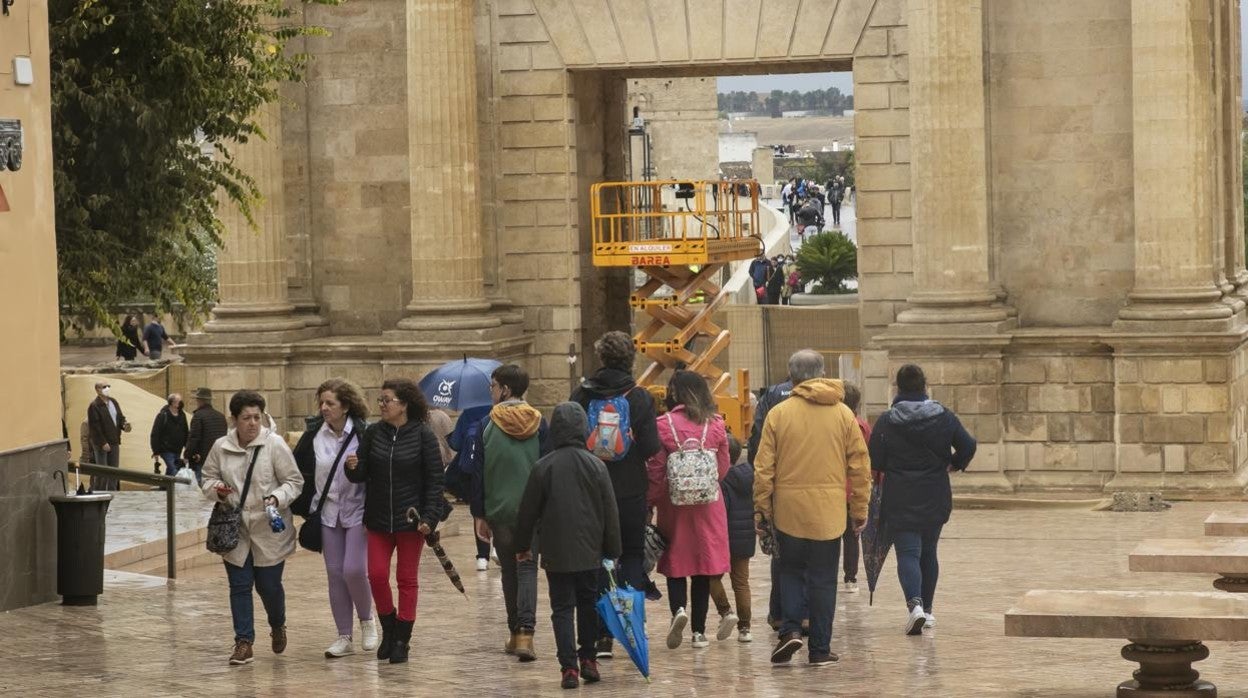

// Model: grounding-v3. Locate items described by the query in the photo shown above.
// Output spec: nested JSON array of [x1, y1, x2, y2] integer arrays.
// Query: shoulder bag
[[298, 431, 358, 553], [206, 446, 262, 554]]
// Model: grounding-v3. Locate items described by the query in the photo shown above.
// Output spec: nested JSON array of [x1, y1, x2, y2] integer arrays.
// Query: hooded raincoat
[[515, 403, 621, 573], [753, 378, 871, 542], [645, 407, 732, 578]]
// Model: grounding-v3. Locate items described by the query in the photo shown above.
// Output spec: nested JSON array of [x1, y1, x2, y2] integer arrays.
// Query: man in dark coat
[[748, 373, 796, 633], [86, 381, 130, 490], [150, 393, 189, 476], [569, 331, 661, 658], [868, 363, 976, 635], [515, 402, 620, 689], [183, 387, 228, 485]]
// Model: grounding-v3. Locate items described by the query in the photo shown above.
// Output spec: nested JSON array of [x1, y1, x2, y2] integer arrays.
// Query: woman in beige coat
[[202, 390, 304, 666]]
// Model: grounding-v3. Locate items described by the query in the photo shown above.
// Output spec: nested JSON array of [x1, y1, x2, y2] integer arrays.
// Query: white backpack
[[664, 413, 720, 506]]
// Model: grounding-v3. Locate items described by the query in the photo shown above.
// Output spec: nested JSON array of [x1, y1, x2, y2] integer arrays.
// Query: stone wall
[[0, 442, 62, 611], [627, 77, 719, 181]]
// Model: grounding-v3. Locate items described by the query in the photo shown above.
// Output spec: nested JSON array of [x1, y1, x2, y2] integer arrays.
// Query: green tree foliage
[[718, 87, 853, 116], [796, 230, 857, 295], [50, 0, 337, 333]]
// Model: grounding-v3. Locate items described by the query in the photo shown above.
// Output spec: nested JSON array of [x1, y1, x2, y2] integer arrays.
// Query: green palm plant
[[796, 230, 857, 294]]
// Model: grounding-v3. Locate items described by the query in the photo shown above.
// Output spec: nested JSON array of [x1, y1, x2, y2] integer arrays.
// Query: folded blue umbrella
[[595, 564, 649, 681], [418, 357, 501, 412]]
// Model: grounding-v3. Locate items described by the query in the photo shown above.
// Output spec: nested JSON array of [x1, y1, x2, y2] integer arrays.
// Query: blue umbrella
[[861, 475, 892, 606], [418, 357, 501, 411], [595, 563, 649, 681]]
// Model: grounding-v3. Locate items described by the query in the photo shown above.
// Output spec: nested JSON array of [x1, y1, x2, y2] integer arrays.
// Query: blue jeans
[[158, 452, 179, 476], [894, 525, 943, 612], [775, 530, 840, 656], [224, 553, 286, 643]]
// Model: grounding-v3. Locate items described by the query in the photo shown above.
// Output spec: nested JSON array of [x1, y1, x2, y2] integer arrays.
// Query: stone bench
[[1204, 513, 1248, 537], [1129, 538, 1248, 593], [1005, 589, 1248, 697]]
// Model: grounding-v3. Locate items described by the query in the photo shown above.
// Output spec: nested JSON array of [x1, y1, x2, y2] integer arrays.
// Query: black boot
[[377, 612, 397, 660], [389, 620, 413, 664]]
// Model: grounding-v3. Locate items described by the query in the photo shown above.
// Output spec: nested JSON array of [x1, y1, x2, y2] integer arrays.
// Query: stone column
[[1115, 0, 1237, 330], [894, 0, 1011, 330], [1220, 0, 1248, 299], [204, 100, 303, 333], [396, 0, 500, 332]]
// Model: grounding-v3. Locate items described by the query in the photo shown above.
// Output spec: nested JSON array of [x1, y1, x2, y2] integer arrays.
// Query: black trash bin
[[49, 493, 113, 606]]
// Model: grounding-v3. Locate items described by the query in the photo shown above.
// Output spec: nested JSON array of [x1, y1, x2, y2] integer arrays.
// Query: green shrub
[[796, 230, 857, 294]]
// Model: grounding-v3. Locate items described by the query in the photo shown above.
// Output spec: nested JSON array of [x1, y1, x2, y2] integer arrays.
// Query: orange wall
[[0, 2, 62, 452]]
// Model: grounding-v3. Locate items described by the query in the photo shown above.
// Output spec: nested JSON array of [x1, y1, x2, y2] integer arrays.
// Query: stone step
[[1204, 513, 1248, 537]]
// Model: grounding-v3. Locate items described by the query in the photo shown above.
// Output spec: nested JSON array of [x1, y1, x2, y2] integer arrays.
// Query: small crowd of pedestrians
[[85, 325, 975, 689], [749, 253, 801, 305]]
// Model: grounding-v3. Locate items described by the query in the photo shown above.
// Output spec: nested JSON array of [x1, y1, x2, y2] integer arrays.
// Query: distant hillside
[[719, 115, 855, 153]]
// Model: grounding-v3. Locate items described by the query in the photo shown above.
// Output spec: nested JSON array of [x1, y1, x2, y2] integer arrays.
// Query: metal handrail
[[66, 461, 185, 580]]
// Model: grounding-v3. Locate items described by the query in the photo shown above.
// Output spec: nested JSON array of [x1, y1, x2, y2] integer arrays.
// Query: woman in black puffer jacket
[[345, 378, 446, 665]]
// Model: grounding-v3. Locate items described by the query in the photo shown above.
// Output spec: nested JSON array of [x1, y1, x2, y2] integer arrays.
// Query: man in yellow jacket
[[754, 349, 871, 667]]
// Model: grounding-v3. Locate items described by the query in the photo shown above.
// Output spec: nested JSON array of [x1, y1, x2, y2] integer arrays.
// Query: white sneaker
[[844, 581, 859, 594], [738, 629, 753, 643], [924, 613, 936, 629], [666, 608, 689, 649], [360, 617, 379, 651], [324, 635, 354, 658], [715, 612, 738, 641], [906, 606, 926, 635], [476, 557, 488, 572], [691, 632, 709, 648]]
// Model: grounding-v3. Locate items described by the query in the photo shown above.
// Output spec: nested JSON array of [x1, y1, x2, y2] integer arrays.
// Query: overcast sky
[[719, 10, 1248, 96]]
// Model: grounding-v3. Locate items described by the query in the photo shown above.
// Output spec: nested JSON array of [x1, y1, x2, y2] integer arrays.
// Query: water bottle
[[265, 504, 286, 533]]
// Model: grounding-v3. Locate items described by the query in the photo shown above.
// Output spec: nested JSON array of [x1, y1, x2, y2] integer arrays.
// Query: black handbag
[[206, 446, 262, 554], [298, 431, 357, 553]]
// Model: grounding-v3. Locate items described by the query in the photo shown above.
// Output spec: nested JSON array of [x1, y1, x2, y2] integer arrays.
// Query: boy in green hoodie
[[469, 365, 550, 661]]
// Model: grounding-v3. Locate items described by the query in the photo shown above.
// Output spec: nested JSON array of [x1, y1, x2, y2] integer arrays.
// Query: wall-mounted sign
[[0, 119, 21, 172]]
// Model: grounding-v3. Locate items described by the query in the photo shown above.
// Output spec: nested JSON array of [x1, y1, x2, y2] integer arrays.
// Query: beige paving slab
[[1205, 512, 1248, 537], [1129, 538, 1248, 574]]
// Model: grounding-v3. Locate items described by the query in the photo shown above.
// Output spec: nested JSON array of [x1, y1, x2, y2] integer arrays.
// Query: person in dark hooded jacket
[[570, 330, 661, 658], [709, 435, 755, 642], [515, 402, 621, 689], [868, 363, 976, 636]]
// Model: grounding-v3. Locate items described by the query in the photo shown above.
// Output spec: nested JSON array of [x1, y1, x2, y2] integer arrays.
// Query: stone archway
[[489, 0, 910, 391]]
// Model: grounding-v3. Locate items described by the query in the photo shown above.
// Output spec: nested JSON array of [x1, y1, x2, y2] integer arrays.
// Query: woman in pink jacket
[[647, 371, 732, 650]]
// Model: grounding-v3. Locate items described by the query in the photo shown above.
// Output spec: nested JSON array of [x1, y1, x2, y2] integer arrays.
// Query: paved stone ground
[[4, 501, 1247, 697]]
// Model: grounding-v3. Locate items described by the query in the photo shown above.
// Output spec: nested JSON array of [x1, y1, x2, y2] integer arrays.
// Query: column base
[[397, 298, 500, 331], [1114, 289, 1242, 333], [203, 302, 307, 333], [950, 471, 1015, 495]]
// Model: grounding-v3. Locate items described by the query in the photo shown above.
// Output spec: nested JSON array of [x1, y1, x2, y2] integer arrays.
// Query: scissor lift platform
[[590, 179, 763, 437]]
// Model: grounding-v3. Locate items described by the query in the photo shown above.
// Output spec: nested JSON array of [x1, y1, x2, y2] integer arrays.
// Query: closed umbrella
[[595, 562, 649, 681], [418, 357, 501, 412], [406, 507, 466, 595], [860, 475, 891, 606]]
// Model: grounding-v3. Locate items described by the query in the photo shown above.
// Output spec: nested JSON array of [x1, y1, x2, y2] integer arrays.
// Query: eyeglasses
[[377, 396, 402, 406]]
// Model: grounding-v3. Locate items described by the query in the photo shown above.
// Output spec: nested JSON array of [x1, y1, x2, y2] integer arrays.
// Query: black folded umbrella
[[407, 507, 466, 595]]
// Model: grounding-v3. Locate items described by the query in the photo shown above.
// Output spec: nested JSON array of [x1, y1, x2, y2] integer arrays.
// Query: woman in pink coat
[[647, 370, 732, 651]]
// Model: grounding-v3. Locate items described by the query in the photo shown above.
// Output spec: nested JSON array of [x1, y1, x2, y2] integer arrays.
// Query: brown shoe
[[271, 626, 287, 654], [514, 627, 537, 662], [229, 639, 254, 665], [505, 631, 517, 655]]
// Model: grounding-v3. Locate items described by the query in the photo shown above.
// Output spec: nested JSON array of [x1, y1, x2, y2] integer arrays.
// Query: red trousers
[[367, 530, 425, 622]]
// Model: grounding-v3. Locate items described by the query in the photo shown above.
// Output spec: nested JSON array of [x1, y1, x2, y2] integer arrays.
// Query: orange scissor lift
[[590, 179, 764, 438]]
